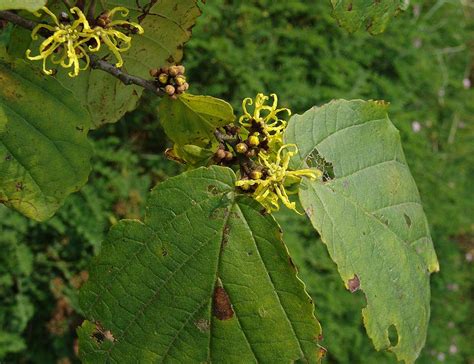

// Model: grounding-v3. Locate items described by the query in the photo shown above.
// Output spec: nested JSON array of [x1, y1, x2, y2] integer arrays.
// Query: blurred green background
[[1, 0, 473, 363]]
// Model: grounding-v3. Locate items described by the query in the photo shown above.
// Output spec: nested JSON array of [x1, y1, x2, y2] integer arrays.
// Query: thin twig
[[0, 10, 163, 96], [0, 10, 39, 31], [90, 56, 163, 95]]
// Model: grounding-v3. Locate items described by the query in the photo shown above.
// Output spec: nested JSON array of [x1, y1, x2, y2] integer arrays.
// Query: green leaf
[[284, 100, 439, 363], [0, 0, 45, 12], [331, 0, 408, 34], [78, 166, 321, 363], [0, 52, 92, 221], [159, 93, 235, 145], [51, 0, 202, 128], [0, 331, 25, 358]]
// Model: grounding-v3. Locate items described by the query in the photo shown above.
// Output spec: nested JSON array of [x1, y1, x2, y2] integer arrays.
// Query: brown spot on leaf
[[348, 275, 360, 293], [288, 256, 297, 270], [207, 185, 220, 195], [404, 213, 412, 227], [347, 2, 353, 11], [194, 319, 210, 333], [212, 286, 234, 320], [317, 346, 327, 359], [15, 181, 24, 191], [91, 322, 115, 344], [221, 224, 230, 247]]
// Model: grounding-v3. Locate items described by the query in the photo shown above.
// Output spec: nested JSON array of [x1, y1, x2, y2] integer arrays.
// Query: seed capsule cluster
[[213, 124, 270, 191], [150, 65, 189, 98]]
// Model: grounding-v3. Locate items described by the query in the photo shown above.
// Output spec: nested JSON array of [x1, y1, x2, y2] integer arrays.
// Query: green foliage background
[[1, 0, 472, 362]]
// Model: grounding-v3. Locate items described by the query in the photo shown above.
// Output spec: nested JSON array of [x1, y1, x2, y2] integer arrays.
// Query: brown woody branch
[[0, 10, 163, 96]]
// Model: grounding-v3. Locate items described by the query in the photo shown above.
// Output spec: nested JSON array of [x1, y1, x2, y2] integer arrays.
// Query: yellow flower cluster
[[236, 94, 322, 213], [26, 6, 143, 77], [236, 144, 321, 213], [239, 93, 291, 149]]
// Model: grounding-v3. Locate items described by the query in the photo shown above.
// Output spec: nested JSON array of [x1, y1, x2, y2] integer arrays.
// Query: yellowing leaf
[[285, 99, 438, 363], [0, 54, 92, 221]]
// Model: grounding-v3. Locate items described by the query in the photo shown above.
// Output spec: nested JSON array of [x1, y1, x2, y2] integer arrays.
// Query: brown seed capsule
[[149, 68, 160, 77], [177, 84, 187, 93], [215, 148, 226, 160], [245, 149, 257, 158], [165, 85, 175, 96], [169, 66, 179, 77], [236, 143, 248, 154], [158, 73, 169, 84], [224, 151, 233, 161]]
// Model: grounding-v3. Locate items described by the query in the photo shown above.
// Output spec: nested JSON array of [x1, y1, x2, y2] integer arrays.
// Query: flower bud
[[248, 135, 260, 147], [183, 82, 189, 91], [236, 143, 248, 154], [215, 148, 226, 160], [165, 85, 175, 96], [240, 183, 251, 191], [176, 65, 185, 74], [250, 170, 263, 180], [149, 68, 160, 77], [175, 75, 186, 86], [158, 73, 169, 84], [224, 151, 233, 161]]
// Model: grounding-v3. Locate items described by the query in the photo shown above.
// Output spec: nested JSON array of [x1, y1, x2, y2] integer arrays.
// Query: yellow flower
[[26, 6, 144, 77], [93, 7, 144, 68], [236, 144, 322, 213], [26, 7, 96, 77], [239, 93, 291, 148]]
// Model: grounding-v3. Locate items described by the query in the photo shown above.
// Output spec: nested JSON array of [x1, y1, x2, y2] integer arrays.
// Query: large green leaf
[[78, 166, 322, 363], [159, 93, 235, 145], [0, 0, 45, 12], [284, 100, 439, 363], [51, 0, 202, 127], [0, 53, 92, 221], [331, 0, 408, 34]]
